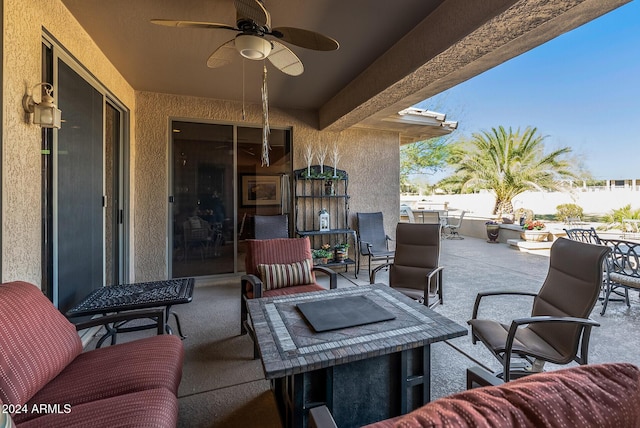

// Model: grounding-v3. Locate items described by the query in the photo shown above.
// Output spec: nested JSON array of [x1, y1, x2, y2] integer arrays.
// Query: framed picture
[[241, 175, 281, 206]]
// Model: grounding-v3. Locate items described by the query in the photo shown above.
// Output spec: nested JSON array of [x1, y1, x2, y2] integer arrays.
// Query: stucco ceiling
[[60, 0, 628, 139]]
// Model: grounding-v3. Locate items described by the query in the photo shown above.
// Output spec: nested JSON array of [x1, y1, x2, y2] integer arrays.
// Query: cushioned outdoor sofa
[[0, 281, 184, 428]]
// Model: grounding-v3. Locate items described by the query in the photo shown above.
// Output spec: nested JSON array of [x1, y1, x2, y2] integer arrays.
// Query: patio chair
[[598, 238, 640, 315], [442, 211, 465, 239], [356, 212, 395, 277], [468, 238, 610, 382], [370, 223, 443, 308], [254, 214, 289, 239], [563, 227, 602, 244], [241, 237, 337, 357], [182, 217, 212, 260], [399, 204, 415, 223]]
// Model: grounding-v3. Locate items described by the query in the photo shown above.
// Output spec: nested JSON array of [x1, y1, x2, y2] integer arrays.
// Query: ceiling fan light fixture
[[235, 34, 272, 60]]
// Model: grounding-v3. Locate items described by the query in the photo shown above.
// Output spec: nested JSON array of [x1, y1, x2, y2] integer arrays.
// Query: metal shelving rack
[[294, 165, 357, 274]]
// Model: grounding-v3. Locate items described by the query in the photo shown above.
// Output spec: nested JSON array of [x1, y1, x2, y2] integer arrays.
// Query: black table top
[[247, 284, 467, 379], [65, 278, 195, 317]]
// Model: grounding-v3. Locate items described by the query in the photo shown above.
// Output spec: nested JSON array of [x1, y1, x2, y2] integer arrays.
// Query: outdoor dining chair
[[356, 212, 395, 277], [563, 227, 602, 244], [370, 223, 443, 308], [468, 238, 610, 383], [598, 238, 640, 315], [442, 210, 465, 239]]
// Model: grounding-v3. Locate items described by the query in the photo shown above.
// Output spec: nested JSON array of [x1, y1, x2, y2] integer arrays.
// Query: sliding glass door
[[170, 121, 291, 278], [41, 38, 128, 312]]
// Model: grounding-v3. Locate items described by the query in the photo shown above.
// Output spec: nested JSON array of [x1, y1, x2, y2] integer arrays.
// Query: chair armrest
[[72, 308, 166, 335], [313, 266, 337, 289], [502, 315, 601, 379], [509, 315, 600, 329], [425, 266, 444, 282], [308, 406, 338, 428], [370, 262, 393, 284], [471, 291, 538, 320], [241, 274, 264, 299]]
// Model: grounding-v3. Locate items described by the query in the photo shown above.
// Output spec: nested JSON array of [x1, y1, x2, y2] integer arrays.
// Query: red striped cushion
[[0, 282, 82, 407], [257, 259, 313, 290], [245, 238, 313, 276]]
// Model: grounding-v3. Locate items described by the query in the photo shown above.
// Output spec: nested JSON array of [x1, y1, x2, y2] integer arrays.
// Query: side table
[[66, 278, 195, 347]]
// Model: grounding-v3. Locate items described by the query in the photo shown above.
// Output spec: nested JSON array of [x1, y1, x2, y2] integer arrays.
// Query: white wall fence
[[401, 187, 640, 217]]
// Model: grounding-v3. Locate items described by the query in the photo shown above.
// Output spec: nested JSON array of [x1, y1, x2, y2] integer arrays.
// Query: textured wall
[[2, 0, 135, 284], [135, 92, 399, 281]]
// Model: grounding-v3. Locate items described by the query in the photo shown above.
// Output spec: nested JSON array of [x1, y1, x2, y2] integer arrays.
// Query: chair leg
[[601, 280, 613, 315], [240, 294, 248, 335]]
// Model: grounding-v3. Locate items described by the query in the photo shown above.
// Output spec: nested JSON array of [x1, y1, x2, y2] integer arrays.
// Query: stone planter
[[520, 230, 548, 242]]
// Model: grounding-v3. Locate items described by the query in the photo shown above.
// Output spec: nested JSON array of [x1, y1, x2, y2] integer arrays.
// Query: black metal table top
[[247, 284, 467, 379], [66, 278, 195, 317]]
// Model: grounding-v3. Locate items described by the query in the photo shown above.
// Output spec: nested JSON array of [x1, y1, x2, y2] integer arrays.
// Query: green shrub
[[555, 203, 584, 222], [602, 205, 640, 230]]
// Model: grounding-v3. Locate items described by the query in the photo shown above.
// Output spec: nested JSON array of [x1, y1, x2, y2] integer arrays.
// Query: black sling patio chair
[[356, 212, 395, 277], [370, 223, 443, 308], [254, 214, 289, 239], [468, 238, 610, 383]]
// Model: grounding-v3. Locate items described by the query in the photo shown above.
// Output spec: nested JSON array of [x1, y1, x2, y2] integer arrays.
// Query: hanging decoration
[[261, 64, 271, 167], [241, 60, 246, 121]]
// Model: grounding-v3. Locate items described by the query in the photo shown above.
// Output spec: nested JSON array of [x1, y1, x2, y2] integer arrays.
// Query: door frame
[[42, 32, 130, 306]]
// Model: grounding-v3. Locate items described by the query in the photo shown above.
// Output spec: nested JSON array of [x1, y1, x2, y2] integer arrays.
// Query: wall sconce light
[[22, 83, 62, 129]]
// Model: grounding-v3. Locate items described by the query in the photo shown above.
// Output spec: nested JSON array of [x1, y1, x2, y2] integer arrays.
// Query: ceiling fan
[[151, 0, 339, 76]]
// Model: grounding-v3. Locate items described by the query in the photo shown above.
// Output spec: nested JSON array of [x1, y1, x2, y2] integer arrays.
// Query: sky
[[417, 1, 640, 181]]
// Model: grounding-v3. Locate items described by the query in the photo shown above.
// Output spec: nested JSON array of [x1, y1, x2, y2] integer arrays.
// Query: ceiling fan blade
[[268, 41, 304, 76], [151, 19, 238, 31], [207, 40, 239, 69], [234, 0, 270, 28], [271, 27, 339, 51]]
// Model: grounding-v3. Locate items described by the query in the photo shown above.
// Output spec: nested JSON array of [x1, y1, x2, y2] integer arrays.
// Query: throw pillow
[[257, 259, 313, 290]]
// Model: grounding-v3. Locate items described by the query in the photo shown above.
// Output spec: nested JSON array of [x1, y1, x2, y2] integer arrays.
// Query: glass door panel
[[55, 60, 104, 312], [171, 121, 234, 277]]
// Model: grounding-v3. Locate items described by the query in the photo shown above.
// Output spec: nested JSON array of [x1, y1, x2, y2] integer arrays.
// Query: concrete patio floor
[[326, 234, 640, 399]]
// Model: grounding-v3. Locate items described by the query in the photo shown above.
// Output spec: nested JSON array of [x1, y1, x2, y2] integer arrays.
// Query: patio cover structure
[[0, 0, 631, 287]]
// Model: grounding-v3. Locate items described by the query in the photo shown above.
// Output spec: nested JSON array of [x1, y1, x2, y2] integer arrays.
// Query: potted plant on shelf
[[333, 242, 350, 262], [485, 220, 500, 243], [521, 219, 548, 242], [311, 244, 333, 265]]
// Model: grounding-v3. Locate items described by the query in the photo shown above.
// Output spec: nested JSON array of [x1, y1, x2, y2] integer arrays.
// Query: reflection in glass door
[[171, 122, 234, 277]]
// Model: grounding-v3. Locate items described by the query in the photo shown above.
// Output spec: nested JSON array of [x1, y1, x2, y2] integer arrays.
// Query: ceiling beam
[[319, 0, 630, 132]]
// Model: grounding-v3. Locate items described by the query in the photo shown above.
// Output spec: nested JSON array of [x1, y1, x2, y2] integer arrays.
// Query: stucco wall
[[2, 0, 135, 284], [135, 92, 399, 281], [2, 0, 399, 285]]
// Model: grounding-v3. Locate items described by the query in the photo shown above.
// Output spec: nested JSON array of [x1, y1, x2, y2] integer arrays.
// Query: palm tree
[[441, 126, 575, 216]]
